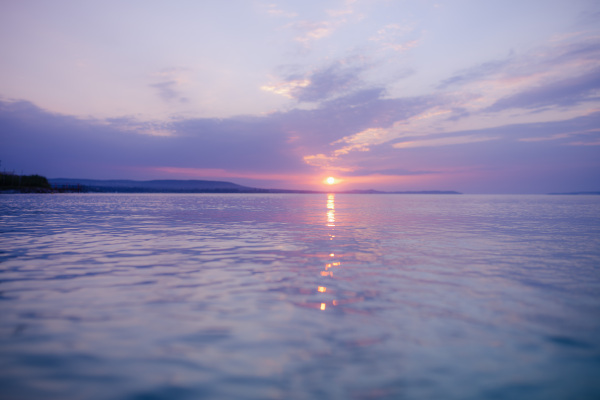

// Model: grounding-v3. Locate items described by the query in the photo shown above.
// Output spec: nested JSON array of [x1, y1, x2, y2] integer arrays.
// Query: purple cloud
[[2, 95, 599, 193], [0, 100, 307, 181], [484, 68, 600, 112], [150, 81, 189, 103], [0, 89, 442, 182], [344, 167, 435, 177], [437, 57, 514, 89], [273, 88, 439, 150], [290, 63, 365, 102]]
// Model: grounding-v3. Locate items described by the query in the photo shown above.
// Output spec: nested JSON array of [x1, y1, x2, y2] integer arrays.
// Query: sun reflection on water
[[327, 194, 335, 227], [319, 194, 341, 310]]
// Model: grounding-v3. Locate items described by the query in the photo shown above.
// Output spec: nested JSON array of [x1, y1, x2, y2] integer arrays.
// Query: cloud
[[567, 139, 600, 146], [291, 63, 365, 102], [484, 67, 600, 112], [343, 167, 434, 177], [149, 67, 192, 104], [297, 100, 600, 186], [326, 0, 357, 18], [2, 86, 439, 180], [262, 34, 600, 179], [260, 79, 310, 99], [263, 60, 369, 102], [4, 26, 600, 192], [419, 111, 600, 146], [392, 134, 498, 149], [303, 153, 337, 168], [289, 20, 339, 44], [322, 111, 600, 192], [548, 39, 600, 65], [0, 99, 307, 182], [2, 97, 600, 192], [274, 89, 437, 151], [369, 23, 420, 52], [439, 40, 600, 90], [284, 1, 358, 47], [0, 89, 443, 183], [437, 58, 514, 89], [518, 128, 600, 143], [150, 81, 189, 103], [105, 116, 175, 137], [437, 38, 600, 118], [327, 102, 449, 156], [263, 4, 298, 18]]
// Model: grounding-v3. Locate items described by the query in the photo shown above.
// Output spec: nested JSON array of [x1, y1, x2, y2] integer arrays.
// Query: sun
[[326, 176, 336, 185]]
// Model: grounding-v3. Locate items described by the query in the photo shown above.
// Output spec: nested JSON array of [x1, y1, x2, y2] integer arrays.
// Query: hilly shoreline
[[1, 172, 461, 194], [48, 178, 462, 194]]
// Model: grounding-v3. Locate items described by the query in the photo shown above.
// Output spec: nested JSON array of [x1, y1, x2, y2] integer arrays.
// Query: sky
[[1, 0, 599, 193]]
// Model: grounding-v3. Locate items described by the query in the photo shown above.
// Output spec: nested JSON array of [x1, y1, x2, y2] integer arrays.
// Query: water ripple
[[1, 193, 600, 399]]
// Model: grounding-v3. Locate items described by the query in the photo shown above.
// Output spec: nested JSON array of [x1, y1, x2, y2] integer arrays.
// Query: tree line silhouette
[[0, 172, 51, 191]]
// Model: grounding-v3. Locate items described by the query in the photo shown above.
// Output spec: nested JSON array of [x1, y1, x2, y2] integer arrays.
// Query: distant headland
[[48, 178, 262, 193], [1, 173, 461, 194], [547, 191, 600, 195], [47, 178, 462, 194], [4, 174, 598, 195], [0, 172, 52, 193]]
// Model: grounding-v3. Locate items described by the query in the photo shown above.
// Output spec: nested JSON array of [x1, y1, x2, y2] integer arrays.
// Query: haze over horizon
[[1, 0, 599, 194]]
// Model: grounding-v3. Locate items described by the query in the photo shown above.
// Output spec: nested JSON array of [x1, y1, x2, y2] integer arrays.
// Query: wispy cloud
[[260, 79, 310, 99], [438, 38, 600, 117], [326, 0, 357, 18], [274, 34, 600, 181], [518, 128, 600, 142], [484, 67, 600, 112], [0, 99, 308, 182], [328, 104, 450, 156], [2, 99, 600, 191], [567, 139, 600, 146], [282, 1, 360, 47], [105, 116, 175, 137], [262, 59, 369, 102], [291, 63, 365, 102], [437, 58, 515, 89], [289, 20, 340, 44], [3, 1, 599, 193], [149, 67, 191, 104], [343, 167, 434, 177], [392, 134, 498, 149], [150, 81, 189, 103], [263, 4, 298, 18], [303, 153, 339, 169], [369, 23, 420, 52]]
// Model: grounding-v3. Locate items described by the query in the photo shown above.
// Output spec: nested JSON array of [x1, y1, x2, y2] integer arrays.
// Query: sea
[[1, 193, 599, 400]]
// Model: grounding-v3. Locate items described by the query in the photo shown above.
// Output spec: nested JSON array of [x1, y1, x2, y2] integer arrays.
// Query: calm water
[[1, 193, 599, 400]]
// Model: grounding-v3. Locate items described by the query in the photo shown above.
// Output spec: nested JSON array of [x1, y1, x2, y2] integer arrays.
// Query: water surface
[[1, 194, 599, 399]]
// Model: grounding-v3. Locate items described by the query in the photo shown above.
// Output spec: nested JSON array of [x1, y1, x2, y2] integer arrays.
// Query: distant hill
[[338, 189, 461, 195], [49, 178, 266, 193], [48, 178, 463, 194], [548, 191, 600, 195]]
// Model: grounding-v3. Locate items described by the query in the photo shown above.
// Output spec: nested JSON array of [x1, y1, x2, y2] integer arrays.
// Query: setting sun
[[326, 177, 336, 185]]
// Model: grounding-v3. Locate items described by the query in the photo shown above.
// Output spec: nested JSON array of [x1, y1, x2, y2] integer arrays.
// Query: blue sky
[[1, 0, 599, 193]]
